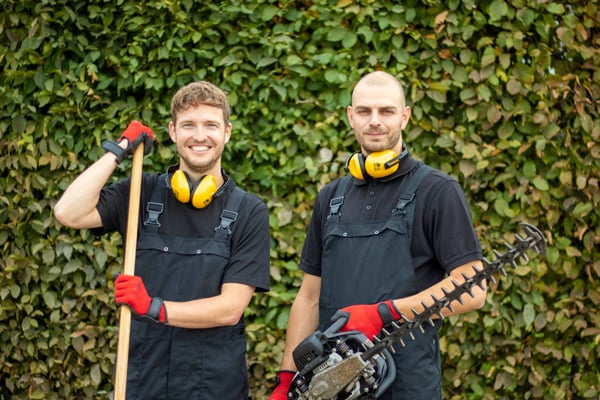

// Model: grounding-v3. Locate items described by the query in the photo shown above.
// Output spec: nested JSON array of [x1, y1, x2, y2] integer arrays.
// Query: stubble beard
[[359, 128, 402, 154], [179, 150, 220, 176]]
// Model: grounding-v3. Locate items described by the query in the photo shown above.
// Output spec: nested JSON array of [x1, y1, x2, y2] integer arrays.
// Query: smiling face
[[169, 104, 232, 183], [169, 81, 232, 184], [347, 72, 411, 156]]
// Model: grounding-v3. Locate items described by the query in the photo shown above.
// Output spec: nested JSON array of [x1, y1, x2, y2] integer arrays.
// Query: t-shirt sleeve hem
[[299, 262, 321, 277], [444, 251, 484, 273]]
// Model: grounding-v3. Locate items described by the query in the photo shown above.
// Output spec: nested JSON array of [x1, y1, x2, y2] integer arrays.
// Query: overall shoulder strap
[[214, 186, 246, 238], [328, 175, 352, 218], [394, 164, 433, 214], [143, 174, 167, 232]]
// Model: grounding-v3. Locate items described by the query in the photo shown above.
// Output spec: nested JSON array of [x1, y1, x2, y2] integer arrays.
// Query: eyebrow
[[354, 105, 398, 111], [178, 118, 223, 126]]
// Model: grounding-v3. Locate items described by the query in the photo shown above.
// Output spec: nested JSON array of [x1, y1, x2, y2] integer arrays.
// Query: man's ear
[[224, 122, 232, 144], [346, 105, 354, 129], [168, 121, 177, 143], [401, 106, 412, 130]]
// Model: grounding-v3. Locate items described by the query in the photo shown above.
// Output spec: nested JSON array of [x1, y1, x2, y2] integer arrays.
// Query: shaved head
[[352, 71, 406, 108], [347, 71, 411, 155]]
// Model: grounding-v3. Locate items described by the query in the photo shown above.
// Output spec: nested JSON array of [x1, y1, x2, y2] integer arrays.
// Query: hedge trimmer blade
[[364, 223, 546, 358]]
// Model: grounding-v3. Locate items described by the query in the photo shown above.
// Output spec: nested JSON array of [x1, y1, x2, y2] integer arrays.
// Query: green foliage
[[1, 0, 599, 398]]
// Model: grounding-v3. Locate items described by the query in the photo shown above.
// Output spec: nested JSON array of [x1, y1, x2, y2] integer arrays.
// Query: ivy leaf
[[459, 159, 476, 177], [342, 32, 357, 48], [256, 57, 278, 68], [43, 291, 58, 309], [489, 0, 508, 20], [460, 143, 479, 159], [507, 79, 522, 95], [63, 260, 81, 274], [546, 3, 564, 14], [532, 177, 549, 191], [261, 5, 279, 21], [517, 8, 535, 26], [522, 161, 536, 178], [487, 106, 502, 124], [523, 303, 536, 326], [327, 27, 347, 42], [91, 364, 102, 386], [494, 197, 510, 216]]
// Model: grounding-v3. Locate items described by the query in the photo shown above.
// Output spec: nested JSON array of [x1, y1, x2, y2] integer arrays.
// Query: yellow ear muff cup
[[364, 150, 400, 179], [170, 171, 217, 208], [347, 153, 366, 180], [170, 170, 192, 204], [191, 175, 217, 209]]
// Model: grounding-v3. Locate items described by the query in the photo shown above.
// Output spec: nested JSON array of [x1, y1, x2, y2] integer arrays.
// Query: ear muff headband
[[170, 170, 217, 208], [345, 150, 402, 180]]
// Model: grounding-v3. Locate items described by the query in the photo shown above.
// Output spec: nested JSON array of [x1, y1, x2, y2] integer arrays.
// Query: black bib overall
[[124, 178, 248, 400], [319, 165, 442, 400]]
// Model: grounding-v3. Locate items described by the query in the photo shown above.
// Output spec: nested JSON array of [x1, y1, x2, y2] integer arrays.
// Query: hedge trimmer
[[288, 223, 547, 400]]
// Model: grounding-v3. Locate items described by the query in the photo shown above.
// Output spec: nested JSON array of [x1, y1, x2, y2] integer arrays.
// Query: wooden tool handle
[[114, 143, 144, 400]]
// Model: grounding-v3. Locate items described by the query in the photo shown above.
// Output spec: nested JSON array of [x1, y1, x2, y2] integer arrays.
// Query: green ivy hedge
[[1, 0, 598, 399]]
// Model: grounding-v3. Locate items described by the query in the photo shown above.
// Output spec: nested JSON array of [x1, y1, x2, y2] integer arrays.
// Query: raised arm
[[54, 148, 122, 229], [54, 121, 153, 229]]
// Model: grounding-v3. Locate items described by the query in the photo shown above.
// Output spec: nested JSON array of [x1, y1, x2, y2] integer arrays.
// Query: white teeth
[[190, 145, 209, 151]]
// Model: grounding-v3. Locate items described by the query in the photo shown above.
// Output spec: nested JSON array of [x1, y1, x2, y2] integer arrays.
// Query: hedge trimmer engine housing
[[288, 223, 546, 400], [290, 317, 395, 400]]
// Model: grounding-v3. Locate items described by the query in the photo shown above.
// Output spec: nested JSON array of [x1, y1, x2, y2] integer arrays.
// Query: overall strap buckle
[[214, 186, 245, 239], [214, 209, 239, 235], [144, 202, 164, 230], [328, 176, 352, 219]]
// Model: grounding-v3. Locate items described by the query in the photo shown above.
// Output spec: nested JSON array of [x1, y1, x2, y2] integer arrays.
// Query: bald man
[[269, 71, 486, 399]]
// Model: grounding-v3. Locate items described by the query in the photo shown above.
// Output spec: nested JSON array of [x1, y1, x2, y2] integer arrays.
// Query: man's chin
[[363, 144, 389, 154]]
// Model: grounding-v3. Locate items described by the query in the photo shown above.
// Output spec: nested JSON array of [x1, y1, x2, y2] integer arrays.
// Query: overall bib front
[[319, 166, 442, 400], [123, 180, 248, 400]]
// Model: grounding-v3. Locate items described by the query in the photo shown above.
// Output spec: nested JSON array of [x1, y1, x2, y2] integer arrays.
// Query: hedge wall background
[[1, 0, 599, 399]]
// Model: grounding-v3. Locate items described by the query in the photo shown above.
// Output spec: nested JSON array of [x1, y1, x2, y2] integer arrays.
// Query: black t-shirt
[[94, 172, 271, 292], [300, 156, 482, 292]]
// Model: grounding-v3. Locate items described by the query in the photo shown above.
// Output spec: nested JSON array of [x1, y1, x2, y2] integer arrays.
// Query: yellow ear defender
[[345, 149, 404, 180], [170, 170, 217, 209]]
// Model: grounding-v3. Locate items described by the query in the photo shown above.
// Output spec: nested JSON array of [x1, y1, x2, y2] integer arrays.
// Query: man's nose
[[369, 112, 382, 126], [192, 126, 208, 140]]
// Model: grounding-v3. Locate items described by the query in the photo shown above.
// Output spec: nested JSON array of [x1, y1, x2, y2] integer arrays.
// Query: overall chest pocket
[[319, 217, 416, 320], [135, 232, 231, 301]]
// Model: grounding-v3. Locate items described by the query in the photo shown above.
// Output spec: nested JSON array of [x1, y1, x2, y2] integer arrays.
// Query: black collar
[[353, 156, 421, 185]]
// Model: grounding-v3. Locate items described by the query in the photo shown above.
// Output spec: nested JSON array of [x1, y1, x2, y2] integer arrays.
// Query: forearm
[[280, 292, 320, 371], [391, 260, 487, 321], [164, 283, 255, 329], [54, 144, 124, 228]]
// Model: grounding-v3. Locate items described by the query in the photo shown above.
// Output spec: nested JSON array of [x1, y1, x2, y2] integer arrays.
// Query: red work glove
[[114, 274, 167, 323], [335, 300, 401, 339], [103, 120, 154, 164], [269, 370, 295, 400], [120, 120, 154, 154]]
